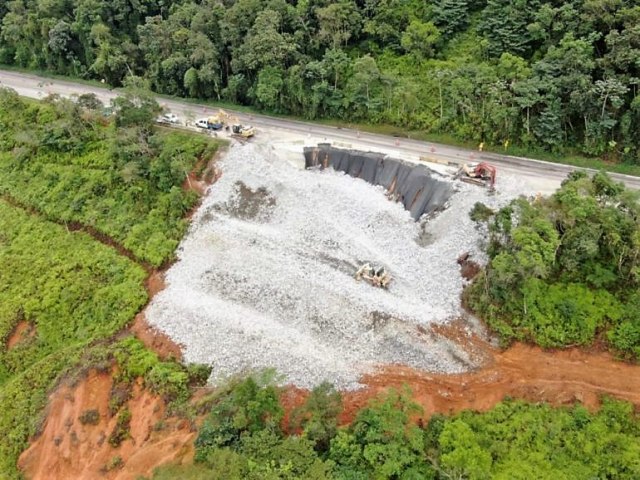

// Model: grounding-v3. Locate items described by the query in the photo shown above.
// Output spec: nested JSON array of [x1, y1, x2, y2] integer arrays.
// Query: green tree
[[255, 66, 284, 111], [316, 1, 362, 48], [401, 21, 440, 59]]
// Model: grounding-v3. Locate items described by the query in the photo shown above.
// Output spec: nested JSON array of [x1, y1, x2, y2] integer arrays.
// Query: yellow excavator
[[232, 124, 256, 138]]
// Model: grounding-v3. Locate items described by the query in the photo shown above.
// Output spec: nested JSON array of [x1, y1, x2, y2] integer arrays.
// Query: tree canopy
[[1, 0, 639, 161], [158, 378, 640, 479], [466, 171, 640, 358]]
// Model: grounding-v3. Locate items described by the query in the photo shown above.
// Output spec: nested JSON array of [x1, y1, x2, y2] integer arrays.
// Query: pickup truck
[[195, 118, 223, 130]]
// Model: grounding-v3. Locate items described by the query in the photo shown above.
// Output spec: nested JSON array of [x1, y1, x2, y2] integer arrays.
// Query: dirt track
[[337, 342, 640, 423]]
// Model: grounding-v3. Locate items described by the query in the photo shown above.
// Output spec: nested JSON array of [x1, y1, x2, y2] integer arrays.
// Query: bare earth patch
[[6, 321, 36, 350], [18, 371, 194, 480]]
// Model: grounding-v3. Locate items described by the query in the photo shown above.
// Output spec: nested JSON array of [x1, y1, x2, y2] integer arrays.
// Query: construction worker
[[504, 139, 510, 150], [478, 141, 484, 152]]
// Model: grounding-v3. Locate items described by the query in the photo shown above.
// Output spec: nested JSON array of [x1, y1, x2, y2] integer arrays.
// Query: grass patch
[[0, 199, 146, 477]]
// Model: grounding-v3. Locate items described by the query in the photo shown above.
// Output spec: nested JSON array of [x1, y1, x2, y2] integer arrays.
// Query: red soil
[[281, 341, 640, 427], [18, 371, 195, 480], [6, 320, 36, 350]]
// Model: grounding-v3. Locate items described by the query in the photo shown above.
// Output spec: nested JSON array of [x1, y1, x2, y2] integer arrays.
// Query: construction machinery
[[355, 263, 391, 289], [232, 124, 256, 138], [456, 162, 496, 189], [208, 109, 236, 126], [207, 109, 255, 138]]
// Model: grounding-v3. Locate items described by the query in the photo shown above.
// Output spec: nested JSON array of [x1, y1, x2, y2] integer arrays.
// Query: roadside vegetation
[[466, 171, 640, 358], [0, 0, 639, 164], [148, 375, 640, 479], [0, 89, 220, 478], [0, 85, 219, 266]]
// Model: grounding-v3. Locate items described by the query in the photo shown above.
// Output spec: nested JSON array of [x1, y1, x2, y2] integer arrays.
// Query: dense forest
[[149, 375, 640, 479], [466, 171, 640, 358], [1, 0, 639, 160]]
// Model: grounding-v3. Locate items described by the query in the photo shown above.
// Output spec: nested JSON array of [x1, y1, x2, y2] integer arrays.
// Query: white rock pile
[[145, 143, 533, 389]]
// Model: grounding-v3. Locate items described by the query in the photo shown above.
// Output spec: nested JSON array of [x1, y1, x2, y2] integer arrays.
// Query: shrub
[[469, 202, 494, 222], [108, 409, 132, 448], [78, 409, 100, 426]]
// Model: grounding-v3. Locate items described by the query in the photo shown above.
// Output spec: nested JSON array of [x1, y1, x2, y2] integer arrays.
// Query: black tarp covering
[[304, 145, 453, 221]]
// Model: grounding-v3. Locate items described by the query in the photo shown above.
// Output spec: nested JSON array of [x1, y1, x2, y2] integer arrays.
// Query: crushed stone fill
[[145, 143, 533, 389]]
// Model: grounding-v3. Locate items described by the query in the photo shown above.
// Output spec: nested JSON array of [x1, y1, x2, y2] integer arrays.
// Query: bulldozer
[[355, 263, 391, 289], [456, 162, 496, 189]]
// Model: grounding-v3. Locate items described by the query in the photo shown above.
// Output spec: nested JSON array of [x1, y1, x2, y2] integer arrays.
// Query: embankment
[[304, 144, 453, 220]]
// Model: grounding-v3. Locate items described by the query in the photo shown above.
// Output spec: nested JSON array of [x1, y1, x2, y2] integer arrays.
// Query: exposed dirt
[[129, 151, 226, 361], [182, 147, 225, 197], [145, 271, 166, 298], [130, 314, 183, 362], [14, 149, 225, 479], [15, 143, 640, 478], [215, 180, 276, 221], [457, 252, 481, 280], [182, 172, 208, 196], [337, 342, 640, 424], [18, 371, 195, 480], [429, 317, 492, 366], [6, 320, 36, 350]]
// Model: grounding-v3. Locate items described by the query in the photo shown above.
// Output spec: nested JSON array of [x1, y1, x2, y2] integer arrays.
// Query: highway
[[2, 69, 639, 193]]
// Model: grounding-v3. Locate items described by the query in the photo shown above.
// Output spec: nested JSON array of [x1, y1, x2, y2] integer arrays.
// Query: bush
[[108, 409, 132, 448], [0, 96, 222, 266], [195, 375, 284, 460], [78, 409, 100, 426], [469, 202, 494, 223], [187, 363, 213, 387]]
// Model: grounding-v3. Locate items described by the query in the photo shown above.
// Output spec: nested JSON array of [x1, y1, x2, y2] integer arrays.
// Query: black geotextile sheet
[[304, 145, 453, 220]]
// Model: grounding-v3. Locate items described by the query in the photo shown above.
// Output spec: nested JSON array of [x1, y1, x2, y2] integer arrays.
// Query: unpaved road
[[280, 341, 640, 425], [2, 69, 639, 194]]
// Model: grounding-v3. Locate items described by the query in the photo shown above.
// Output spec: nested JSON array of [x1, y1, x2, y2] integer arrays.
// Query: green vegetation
[[0, 204, 146, 476], [150, 376, 640, 479], [109, 408, 132, 448], [1, 0, 639, 163], [466, 171, 640, 358], [0, 88, 218, 478], [0, 200, 147, 385], [0, 86, 220, 266]]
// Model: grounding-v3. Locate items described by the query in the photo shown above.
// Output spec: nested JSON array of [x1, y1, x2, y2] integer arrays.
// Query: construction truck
[[355, 263, 391, 289], [456, 162, 496, 189]]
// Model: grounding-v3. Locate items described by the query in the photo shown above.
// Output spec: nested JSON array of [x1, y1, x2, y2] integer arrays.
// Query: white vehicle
[[158, 112, 180, 124], [195, 118, 209, 129]]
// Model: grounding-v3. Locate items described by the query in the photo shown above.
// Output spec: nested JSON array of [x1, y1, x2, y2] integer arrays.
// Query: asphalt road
[[2, 69, 639, 192]]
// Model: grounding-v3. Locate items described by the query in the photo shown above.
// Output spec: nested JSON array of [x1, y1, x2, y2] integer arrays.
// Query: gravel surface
[[146, 143, 535, 389]]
